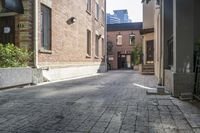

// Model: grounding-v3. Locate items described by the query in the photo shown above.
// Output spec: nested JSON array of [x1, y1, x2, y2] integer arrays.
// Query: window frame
[[95, 34, 99, 57], [116, 34, 122, 46], [87, 30, 92, 57], [86, 0, 92, 14], [129, 34, 136, 45], [102, 38, 105, 57], [101, 9, 105, 25], [95, 2, 99, 21], [41, 4, 52, 51]]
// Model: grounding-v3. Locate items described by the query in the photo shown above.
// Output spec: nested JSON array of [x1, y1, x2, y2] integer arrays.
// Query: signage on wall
[[4, 27, 11, 34], [109, 57, 114, 61], [17, 24, 25, 29]]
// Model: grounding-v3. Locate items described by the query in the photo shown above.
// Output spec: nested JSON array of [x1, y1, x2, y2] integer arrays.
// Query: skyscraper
[[107, 9, 132, 24]]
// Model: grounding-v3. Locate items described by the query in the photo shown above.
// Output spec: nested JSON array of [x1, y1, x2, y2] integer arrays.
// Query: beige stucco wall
[[143, 0, 155, 29], [142, 33, 154, 64], [154, 4, 161, 80]]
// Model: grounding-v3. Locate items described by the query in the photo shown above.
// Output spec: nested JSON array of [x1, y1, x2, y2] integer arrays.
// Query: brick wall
[[37, 0, 106, 67], [107, 30, 142, 69], [15, 0, 34, 50]]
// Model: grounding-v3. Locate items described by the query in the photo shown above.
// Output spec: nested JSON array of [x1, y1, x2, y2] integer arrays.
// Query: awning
[[140, 28, 154, 35], [2, 0, 24, 14]]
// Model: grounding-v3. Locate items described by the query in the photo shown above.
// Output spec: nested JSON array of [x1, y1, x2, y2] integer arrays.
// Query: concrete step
[[142, 72, 155, 75], [179, 93, 193, 100]]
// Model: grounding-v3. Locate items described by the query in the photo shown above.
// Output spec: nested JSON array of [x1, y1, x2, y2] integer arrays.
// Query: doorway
[[146, 40, 154, 64], [118, 53, 132, 69], [0, 16, 15, 45]]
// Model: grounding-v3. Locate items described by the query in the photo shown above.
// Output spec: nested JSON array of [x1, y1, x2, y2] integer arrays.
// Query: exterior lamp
[[67, 17, 76, 24]]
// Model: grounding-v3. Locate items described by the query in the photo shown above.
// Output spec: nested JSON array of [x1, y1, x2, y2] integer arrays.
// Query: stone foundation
[[164, 69, 194, 97]]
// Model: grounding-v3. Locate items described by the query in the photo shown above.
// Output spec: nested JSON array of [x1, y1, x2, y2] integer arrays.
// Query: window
[[87, 30, 91, 56], [95, 2, 99, 20], [101, 9, 105, 25], [86, 0, 91, 13], [95, 35, 99, 57], [102, 38, 105, 56], [41, 4, 51, 50], [129, 34, 136, 45], [117, 34, 122, 45]]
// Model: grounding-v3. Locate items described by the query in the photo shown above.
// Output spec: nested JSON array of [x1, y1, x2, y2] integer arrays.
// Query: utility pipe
[[34, 0, 39, 68]]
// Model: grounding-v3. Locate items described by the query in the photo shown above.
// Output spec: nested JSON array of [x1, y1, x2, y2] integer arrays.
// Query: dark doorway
[[146, 40, 154, 63], [118, 52, 132, 69], [0, 16, 15, 45]]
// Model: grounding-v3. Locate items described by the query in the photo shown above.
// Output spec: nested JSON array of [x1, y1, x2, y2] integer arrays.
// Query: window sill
[[39, 49, 52, 54], [86, 10, 91, 15], [101, 56, 105, 59], [95, 18, 99, 22], [95, 56, 99, 59], [86, 54, 92, 58]]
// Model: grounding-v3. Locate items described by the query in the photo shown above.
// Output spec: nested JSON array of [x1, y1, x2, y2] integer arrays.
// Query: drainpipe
[[158, 0, 163, 86], [105, 0, 108, 71], [34, 0, 39, 68]]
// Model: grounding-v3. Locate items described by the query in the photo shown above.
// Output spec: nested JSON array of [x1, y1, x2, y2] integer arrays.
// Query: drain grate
[[65, 102, 75, 105], [55, 115, 65, 119]]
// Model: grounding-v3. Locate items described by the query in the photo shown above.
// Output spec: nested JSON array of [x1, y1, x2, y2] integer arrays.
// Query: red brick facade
[[0, 0, 106, 68], [37, 0, 106, 67], [107, 29, 142, 69]]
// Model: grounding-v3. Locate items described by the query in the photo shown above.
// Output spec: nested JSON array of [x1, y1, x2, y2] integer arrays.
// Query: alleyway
[[0, 71, 200, 133]]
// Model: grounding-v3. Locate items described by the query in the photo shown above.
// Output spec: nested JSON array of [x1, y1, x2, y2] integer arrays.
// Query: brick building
[[0, 0, 106, 82], [107, 23, 142, 70]]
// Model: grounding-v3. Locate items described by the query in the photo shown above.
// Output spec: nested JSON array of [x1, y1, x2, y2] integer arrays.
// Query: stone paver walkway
[[0, 70, 200, 133]]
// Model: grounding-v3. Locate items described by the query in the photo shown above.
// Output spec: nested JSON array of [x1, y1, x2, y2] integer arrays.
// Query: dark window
[[95, 2, 99, 20], [41, 4, 51, 50], [86, 0, 91, 13], [102, 9, 105, 25], [95, 35, 99, 57], [87, 30, 91, 56], [102, 38, 104, 56], [129, 34, 135, 45]]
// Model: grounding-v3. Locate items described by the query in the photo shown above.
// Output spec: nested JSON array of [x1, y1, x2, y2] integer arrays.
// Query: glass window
[[130, 34, 136, 45], [117, 34, 122, 45], [87, 30, 91, 56], [86, 0, 91, 13], [95, 2, 99, 20], [102, 38, 105, 56], [102, 9, 105, 25], [95, 35, 99, 56], [41, 4, 51, 50]]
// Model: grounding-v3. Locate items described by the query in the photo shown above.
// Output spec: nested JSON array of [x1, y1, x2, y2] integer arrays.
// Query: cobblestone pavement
[[0, 70, 200, 133]]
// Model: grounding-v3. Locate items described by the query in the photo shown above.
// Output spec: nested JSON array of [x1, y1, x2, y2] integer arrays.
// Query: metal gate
[[194, 51, 200, 100]]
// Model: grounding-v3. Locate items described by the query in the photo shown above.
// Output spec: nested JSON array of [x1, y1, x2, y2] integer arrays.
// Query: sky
[[106, 0, 143, 22]]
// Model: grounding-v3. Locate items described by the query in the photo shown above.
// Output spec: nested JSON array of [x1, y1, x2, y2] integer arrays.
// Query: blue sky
[[106, 0, 143, 22]]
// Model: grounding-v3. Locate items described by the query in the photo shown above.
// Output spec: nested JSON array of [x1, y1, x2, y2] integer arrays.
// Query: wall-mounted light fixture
[[67, 17, 76, 25]]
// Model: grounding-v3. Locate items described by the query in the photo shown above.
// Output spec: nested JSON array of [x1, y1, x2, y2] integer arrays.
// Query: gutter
[[34, 0, 39, 68]]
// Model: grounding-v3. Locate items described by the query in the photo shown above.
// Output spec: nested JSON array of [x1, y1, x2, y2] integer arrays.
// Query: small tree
[[107, 41, 113, 54], [132, 45, 143, 65]]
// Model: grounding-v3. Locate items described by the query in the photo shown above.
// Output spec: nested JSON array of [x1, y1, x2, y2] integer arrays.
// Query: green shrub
[[132, 45, 143, 65], [0, 44, 32, 68]]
